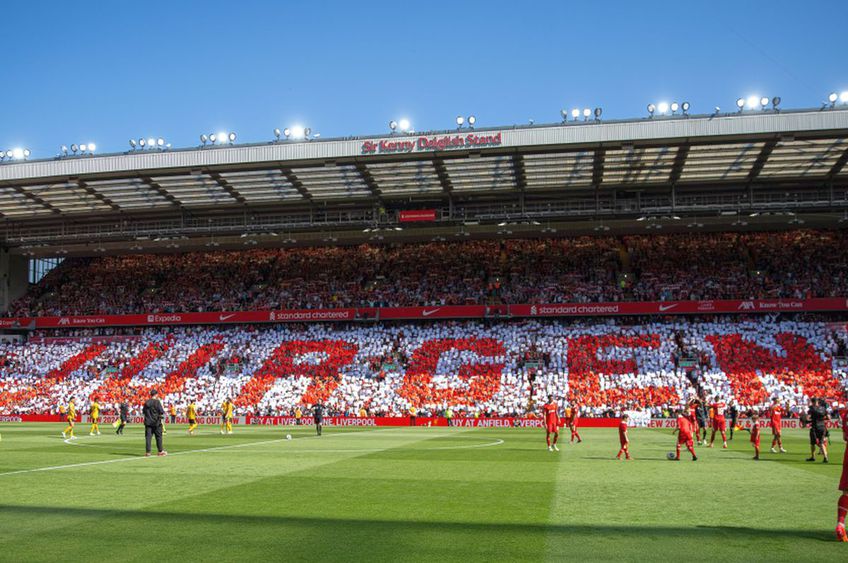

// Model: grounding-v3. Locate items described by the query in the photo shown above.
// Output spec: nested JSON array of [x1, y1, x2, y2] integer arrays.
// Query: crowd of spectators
[[0, 318, 845, 418], [8, 230, 848, 317]]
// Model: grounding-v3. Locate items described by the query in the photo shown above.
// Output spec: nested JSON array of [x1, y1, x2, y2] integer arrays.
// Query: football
[[286, 434, 292, 441], [667, 452, 676, 460]]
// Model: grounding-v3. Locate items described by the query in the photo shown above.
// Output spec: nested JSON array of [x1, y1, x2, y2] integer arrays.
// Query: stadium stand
[[8, 230, 848, 317]]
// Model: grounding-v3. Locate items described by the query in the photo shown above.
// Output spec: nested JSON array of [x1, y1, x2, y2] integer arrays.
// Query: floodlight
[[147, 138, 155, 148], [283, 128, 291, 138], [398, 118, 410, 131], [647, 103, 656, 116], [467, 115, 476, 126], [389, 120, 397, 131], [582, 108, 591, 119], [216, 132, 226, 144], [61, 145, 68, 155], [80, 144, 87, 152], [772, 96, 781, 109], [208, 134, 216, 143], [561, 109, 568, 120], [139, 138, 146, 147], [746, 95, 759, 109], [456, 115, 464, 126], [70, 144, 78, 153], [23, 148, 31, 158], [594, 107, 602, 119], [200, 134, 208, 145], [657, 102, 669, 114], [304, 128, 312, 137], [841, 91, 848, 103], [759, 96, 769, 108], [88, 143, 96, 153], [291, 126, 305, 139], [274, 128, 281, 139], [570, 108, 580, 119], [670, 102, 679, 113], [130, 139, 137, 148], [829, 92, 838, 104], [11, 148, 23, 159], [157, 138, 164, 147], [228, 132, 236, 143], [736, 97, 745, 109], [681, 101, 690, 113]]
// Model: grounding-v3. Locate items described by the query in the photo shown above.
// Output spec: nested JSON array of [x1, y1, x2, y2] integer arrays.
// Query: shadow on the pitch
[[0, 504, 830, 542]]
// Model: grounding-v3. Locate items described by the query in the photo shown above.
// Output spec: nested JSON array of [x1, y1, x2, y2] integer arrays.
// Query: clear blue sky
[[1, 0, 846, 157]]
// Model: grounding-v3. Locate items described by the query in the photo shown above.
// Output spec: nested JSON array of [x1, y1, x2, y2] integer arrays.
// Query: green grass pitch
[[0, 423, 845, 562]]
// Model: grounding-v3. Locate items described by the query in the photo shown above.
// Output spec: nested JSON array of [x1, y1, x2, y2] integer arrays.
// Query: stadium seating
[[1, 319, 845, 417], [8, 230, 848, 317]]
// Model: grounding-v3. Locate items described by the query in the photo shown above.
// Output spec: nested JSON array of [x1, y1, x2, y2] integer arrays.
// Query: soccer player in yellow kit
[[89, 398, 101, 436], [62, 399, 76, 439], [187, 400, 198, 435], [221, 398, 234, 434]]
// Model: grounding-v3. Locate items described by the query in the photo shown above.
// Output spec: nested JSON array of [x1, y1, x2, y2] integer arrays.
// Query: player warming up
[[769, 398, 787, 453], [220, 397, 234, 434], [708, 398, 728, 449], [542, 396, 560, 452], [187, 399, 198, 435], [62, 399, 76, 440], [835, 396, 848, 542], [89, 397, 101, 436], [674, 408, 698, 461], [616, 414, 632, 460], [565, 403, 582, 443], [746, 412, 761, 460]]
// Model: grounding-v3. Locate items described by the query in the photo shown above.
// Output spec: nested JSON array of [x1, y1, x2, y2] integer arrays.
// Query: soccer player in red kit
[[674, 408, 698, 461], [835, 400, 848, 542], [542, 396, 560, 452], [747, 412, 761, 460], [769, 398, 787, 454], [708, 398, 728, 449], [616, 414, 632, 460], [566, 404, 582, 443]]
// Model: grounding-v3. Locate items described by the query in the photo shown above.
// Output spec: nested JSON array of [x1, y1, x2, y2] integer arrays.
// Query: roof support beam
[[512, 154, 528, 192], [825, 146, 848, 180], [76, 179, 121, 211], [9, 186, 61, 215], [669, 144, 690, 185], [746, 139, 778, 184], [354, 163, 383, 202], [433, 157, 454, 195], [281, 168, 313, 202], [591, 148, 606, 188], [207, 171, 246, 204], [139, 176, 182, 207]]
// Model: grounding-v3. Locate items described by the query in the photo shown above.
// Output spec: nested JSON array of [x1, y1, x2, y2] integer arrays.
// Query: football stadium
[[1, 3, 848, 561]]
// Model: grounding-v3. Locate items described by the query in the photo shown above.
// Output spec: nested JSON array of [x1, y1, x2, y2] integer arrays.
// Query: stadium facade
[[0, 107, 846, 317]]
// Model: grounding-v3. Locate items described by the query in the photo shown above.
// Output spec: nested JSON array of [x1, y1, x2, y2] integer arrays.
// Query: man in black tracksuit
[[116, 401, 129, 435], [728, 403, 739, 440], [313, 403, 324, 436], [142, 389, 167, 457], [805, 398, 829, 463]]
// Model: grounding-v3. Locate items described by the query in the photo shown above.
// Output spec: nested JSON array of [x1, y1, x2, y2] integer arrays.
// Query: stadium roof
[[2, 108, 847, 255]]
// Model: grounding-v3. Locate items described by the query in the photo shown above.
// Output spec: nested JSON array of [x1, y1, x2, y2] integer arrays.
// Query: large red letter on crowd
[[566, 334, 679, 408], [94, 341, 171, 403], [235, 340, 359, 407], [398, 338, 505, 407], [706, 332, 840, 404], [0, 343, 107, 410]]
